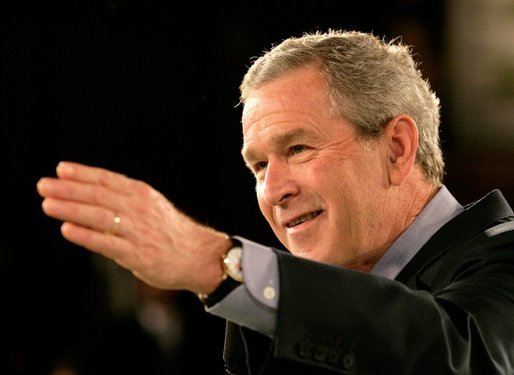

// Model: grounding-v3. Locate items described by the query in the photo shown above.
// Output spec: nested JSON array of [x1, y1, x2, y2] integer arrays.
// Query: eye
[[254, 161, 267, 172], [290, 145, 306, 155]]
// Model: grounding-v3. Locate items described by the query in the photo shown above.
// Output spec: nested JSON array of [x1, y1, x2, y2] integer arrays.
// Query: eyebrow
[[241, 128, 311, 163]]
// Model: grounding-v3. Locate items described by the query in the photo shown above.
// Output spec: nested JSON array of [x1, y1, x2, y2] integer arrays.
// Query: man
[[37, 30, 514, 374]]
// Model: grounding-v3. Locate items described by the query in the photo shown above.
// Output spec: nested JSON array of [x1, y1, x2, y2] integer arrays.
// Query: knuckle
[[133, 179, 153, 196], [91, 186, 109, 206]]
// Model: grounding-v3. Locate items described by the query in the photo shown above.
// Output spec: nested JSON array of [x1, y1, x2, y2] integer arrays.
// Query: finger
[[56, 161, 140, 196], [37, 177, 130, 214], [42, 197, 130, 237], [61, 222, 133, 265]]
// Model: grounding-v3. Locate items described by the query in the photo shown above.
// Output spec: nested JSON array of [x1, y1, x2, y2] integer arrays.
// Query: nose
[[259, 161, 299, 206]]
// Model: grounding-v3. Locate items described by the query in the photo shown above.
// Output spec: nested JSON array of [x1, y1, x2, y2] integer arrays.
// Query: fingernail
[[57, 162, 73, 175], [36, 179, 46, 193]]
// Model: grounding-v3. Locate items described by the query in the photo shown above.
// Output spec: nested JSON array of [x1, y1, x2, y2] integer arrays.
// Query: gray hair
[[240, 29, 444, 185]]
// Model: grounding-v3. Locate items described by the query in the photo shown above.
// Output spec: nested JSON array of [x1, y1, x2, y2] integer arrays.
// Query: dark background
[[2, 1, 513, 374]]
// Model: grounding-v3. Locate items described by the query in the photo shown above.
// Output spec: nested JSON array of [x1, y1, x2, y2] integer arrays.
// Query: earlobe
[[384, 115, 418, 186]]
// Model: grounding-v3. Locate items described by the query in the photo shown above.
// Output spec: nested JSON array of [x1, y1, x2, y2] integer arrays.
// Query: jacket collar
[[395, 189, 514, 286]]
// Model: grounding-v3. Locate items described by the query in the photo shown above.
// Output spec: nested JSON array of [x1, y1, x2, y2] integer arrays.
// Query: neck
[[346, 178, 439, 273], [342, 243, 388, 272]]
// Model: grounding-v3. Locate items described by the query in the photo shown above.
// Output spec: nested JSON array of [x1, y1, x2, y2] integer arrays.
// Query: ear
[[383, 115, 418, 186]]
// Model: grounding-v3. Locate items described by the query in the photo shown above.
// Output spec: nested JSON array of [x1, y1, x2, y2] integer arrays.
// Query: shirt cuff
[[205, 236, 279, 337]]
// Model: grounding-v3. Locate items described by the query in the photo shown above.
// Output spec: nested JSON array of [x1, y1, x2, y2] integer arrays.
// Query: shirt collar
[[369, 185, 463, 280]]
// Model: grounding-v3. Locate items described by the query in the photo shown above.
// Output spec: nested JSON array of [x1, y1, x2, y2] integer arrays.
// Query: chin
[[291, 246, 324, 262]]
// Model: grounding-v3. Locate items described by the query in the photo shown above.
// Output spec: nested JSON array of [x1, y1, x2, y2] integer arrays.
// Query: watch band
[[198, 276, 241, 307], [198, 238, 243, 307]]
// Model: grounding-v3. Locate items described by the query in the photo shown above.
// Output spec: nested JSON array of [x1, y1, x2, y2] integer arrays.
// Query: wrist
[[200, 234, 233, 294], [198, 237, 244, 307]]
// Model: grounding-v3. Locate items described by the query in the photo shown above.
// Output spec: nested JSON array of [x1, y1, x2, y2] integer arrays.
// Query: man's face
[[241, 67, 390, 267]]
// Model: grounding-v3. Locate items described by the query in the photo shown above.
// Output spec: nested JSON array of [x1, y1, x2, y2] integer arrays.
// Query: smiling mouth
[[286, 210, 323, 228]]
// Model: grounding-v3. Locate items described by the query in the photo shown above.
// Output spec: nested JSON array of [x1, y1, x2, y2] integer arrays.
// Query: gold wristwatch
[[199, 238, 243, 307]]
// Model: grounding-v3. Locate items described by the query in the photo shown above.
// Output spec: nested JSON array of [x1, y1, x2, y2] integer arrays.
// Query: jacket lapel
[[395, 190, 514, 287]]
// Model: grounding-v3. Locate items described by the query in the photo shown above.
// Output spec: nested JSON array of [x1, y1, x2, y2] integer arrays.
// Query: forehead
[[241, 67, 330, 137], [240, 69, 358, 164]]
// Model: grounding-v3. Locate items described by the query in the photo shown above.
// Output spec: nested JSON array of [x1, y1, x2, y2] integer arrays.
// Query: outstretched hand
[[37, 161, 230, 295]]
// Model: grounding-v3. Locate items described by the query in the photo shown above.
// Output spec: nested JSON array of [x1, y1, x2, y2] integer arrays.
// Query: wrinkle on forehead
[[242, 97, 291, 134], [241, 67, 329, 133]]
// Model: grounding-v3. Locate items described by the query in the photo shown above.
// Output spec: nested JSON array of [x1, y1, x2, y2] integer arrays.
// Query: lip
[[282, 210, 324, 232]]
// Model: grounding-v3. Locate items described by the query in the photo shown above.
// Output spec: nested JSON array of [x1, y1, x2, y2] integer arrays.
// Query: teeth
[[288, 211, 320, 227]]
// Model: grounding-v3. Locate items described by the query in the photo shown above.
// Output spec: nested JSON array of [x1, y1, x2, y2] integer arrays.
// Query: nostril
[[279, 193, 293, 203]]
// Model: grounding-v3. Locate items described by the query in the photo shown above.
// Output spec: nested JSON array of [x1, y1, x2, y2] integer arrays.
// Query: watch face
[[223, 246, 243, 282]]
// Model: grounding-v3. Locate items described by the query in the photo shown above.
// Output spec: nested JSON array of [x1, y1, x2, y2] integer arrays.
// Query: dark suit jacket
[[223, 190, 514, 374]]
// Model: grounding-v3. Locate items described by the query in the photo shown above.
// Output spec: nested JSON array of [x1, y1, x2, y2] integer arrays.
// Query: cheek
[[304, 160, 343, 190]]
